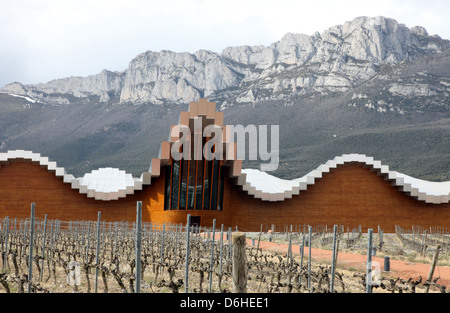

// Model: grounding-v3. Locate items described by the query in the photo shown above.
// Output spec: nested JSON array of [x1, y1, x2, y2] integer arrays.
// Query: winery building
[[0, 99, 449, 232]]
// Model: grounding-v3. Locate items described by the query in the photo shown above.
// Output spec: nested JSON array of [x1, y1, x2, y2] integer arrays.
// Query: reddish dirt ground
[[251, 238, 450, 287]]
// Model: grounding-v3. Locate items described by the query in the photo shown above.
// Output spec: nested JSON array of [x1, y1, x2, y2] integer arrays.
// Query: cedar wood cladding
[[0, 159, 449, 232]]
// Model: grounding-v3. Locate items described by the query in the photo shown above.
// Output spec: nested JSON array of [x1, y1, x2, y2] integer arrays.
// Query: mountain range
[[0, 16, 449, 181]]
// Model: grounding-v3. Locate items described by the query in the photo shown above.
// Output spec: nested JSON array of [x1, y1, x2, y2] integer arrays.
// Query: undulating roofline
[[0, 150, 151, 201], [238, 153, 450, 204], [0, 150, 449, 204]]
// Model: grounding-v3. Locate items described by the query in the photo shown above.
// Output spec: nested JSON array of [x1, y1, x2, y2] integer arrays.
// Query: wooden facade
[[0, 158, 449, 233]]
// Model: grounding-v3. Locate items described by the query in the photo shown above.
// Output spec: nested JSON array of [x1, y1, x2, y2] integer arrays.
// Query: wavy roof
[[0, 150, 150, 201], [1, 100, 449, 204], [237, 153, 450, 204], [0, 150, 449, 204]]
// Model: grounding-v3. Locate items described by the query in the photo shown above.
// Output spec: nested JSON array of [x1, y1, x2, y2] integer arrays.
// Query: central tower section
[[154, 99, 242, 212]]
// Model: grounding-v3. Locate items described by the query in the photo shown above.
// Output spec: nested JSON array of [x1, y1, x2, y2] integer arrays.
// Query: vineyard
[[0, 203, 449, 293]]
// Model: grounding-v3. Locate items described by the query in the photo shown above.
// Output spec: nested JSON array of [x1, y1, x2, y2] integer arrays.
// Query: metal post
[[94, 211, 101, 293], [49, 220, 55, 261], [287, 233, 292, 268], [27, 203, 35, 293], [208, 219, 216, 293], [135, 201, 142, 293], [228, 227, 232, 262], [219, 224, 224, 276], [299, 236, 304, 285], [39, 214, 47, 281], [21, 220, 27, 260], [114, 222, 119, 256], [74, 220, 80, 255], [160, 223, 166, 272], [2, 217, 9, 272], [307, 225, 312, 291], [85, 220, 91, 264], [257, 224, 262, 255], [330, 224, 337, 292], [174, 224, 179, 264], [366, 228, 373, 293], [185, 214, 191, 293]]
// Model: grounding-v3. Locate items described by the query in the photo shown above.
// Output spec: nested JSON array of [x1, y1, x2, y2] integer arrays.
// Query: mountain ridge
[[2, 16, 449, 109], [0, 16, 449, 181]]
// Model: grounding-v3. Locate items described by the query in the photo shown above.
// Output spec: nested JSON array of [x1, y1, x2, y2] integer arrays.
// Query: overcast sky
[[1, 0, 449, 88]]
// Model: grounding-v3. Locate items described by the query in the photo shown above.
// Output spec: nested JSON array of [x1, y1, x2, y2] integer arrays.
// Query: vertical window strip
[[164, 165, 171, 211], [210, 159, 220, 210], [195, 159, 203, 210], [203, 159, 211, 210], [164, 125, 228, 213], [187, 133, 198, 210], [171, 160, 180, 210], [218, 166, 226, 211], [201, 137, 207, 210], [192, 133, 200, 210], [179, 159, 188, 210], [187, 159, 196, 210]]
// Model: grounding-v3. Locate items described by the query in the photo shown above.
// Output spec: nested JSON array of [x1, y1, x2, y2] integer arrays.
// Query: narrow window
[[179, 160, 188, 210], [203, 159, 212, 210], [218, 166, 226, 211], [164, 165, 171, 210], [195, 159, 203, 210], [210, 159, 220, 210], [187, 159, 196, 210], [171, 161, 180, 210]]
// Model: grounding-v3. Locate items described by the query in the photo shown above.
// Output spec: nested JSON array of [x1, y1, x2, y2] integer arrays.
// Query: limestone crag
[[1, 16, 449, 107]]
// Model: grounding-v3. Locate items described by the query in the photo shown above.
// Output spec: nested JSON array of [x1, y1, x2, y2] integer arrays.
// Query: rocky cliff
[[2, 16, 449, 109]]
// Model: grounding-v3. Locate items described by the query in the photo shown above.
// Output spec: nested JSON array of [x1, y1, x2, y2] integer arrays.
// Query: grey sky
[[1, 0, 449, 88]]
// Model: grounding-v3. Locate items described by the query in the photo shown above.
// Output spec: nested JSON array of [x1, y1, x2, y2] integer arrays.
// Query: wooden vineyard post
[[425, 244, 441, 293], [232, 232, 247, 293], [422, 230, 427, 257], [378, 226, 384, 252], [256, 224, 262, 256]]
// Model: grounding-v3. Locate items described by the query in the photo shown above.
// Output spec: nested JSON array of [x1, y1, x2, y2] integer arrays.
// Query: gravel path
[[250, 238, 450, 287]]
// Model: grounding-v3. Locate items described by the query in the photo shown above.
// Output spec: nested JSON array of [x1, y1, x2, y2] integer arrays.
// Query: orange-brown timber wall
[[0, 159, 449, 232]]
